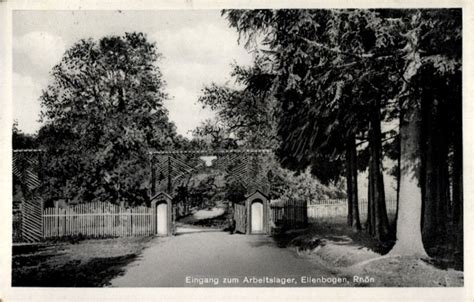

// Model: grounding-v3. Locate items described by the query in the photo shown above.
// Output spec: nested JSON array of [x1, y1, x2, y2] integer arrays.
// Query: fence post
[[293, 199, 296, 228], [40, 199, 44, 239], [130, 208, 133, 237], [54, 200, 60, 237]]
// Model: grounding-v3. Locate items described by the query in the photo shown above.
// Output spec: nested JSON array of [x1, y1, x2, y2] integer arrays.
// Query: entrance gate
[[149, 149, 273, 197], [12, 149, 278, 241], [149, 149, 274, 235]]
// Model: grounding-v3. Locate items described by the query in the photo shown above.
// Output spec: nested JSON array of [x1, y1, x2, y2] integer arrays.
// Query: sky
[[12, 10, 253, 137]]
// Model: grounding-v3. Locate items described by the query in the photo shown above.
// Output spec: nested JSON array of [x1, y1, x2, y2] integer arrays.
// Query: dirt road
[[110, 227, 343, 287]]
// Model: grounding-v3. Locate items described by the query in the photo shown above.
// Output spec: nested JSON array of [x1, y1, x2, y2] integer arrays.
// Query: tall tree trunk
[[394, 134, 401, 232], [436, 118, 449, 237], [452, 97, 463, 258], [346, 145, 354, 227], [366, 165, 373, 234], [421, 98, 450, 247], [389, 101, 428, 257], [421, 98, 439, 245], [346, 135, 361, 231], [367, 101, 390, 241], [349, 135, 362, 231], [438, 102, 450, 237]]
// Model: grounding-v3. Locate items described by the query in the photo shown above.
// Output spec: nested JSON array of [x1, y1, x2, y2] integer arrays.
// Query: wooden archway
[[149, 149, 273, 197]]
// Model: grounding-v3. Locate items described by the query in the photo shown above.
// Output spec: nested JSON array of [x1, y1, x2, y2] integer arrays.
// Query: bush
[[268, 166, 346, 202]]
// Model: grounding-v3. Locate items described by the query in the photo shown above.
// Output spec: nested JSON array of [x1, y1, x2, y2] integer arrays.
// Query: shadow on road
[[174, 228, 226, 236]]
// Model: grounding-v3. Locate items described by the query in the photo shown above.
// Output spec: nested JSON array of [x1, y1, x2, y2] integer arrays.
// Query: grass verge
[[12, 237, 153, 287], [273, 219, 463, 287]]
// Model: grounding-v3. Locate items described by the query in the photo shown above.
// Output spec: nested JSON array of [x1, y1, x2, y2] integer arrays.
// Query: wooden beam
[[148, 149, 273, 155], [13, 149, 46, 153]]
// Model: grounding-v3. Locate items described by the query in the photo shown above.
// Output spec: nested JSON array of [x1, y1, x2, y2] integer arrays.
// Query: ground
[[277, 219, 464, 287], [11, 208, 463, 287], [12, 237, 153, 287], [110, 229, 342, 287], [177, 206, 227, 228]]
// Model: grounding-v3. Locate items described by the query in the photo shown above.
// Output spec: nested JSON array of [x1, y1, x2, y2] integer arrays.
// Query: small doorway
[[251, 200, 264, 234], [244, 190, 269, 235], [157, 202, 168, 236], [151, 192, 173, 236]]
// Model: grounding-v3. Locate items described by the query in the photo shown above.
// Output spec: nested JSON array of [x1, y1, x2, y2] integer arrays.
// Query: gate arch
[[149, 149, 273, 198]]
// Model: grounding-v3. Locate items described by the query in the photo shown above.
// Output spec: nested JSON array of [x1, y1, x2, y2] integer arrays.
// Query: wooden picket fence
[[308, 198, 347, 205], [307, 198, 397, 222], [43, 201, 154, 238], [270, 200, 307, 229]]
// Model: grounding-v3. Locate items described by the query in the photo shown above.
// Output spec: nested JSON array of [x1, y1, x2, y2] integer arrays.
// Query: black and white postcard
[[0, 1, 472, 301]]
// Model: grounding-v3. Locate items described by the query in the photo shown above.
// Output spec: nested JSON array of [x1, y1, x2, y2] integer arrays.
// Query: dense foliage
[[196, 61, 279, 149], [37, 33, 179, 205], [223, 9, 462, 256], [268, 166, 346, 202]]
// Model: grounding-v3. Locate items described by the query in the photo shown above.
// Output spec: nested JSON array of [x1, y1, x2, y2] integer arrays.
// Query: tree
[[38, 32, 178, 205], [346, 135, 362, 230], [224, 9, 462, 256], [197, 61, 279, 149], [223, 9, 396, 235], [192, 119, 238, 150], [389, 10, 461, 256]]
